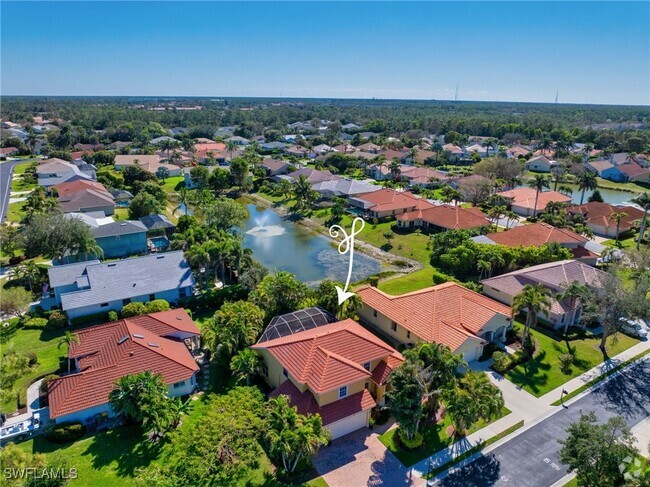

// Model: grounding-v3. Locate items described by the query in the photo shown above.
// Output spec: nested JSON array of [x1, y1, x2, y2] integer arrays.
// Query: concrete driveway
[[313, 424, 425, 487]]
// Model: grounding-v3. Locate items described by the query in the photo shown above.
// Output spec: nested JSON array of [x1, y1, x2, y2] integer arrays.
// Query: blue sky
[[2, 1, 649, 105]]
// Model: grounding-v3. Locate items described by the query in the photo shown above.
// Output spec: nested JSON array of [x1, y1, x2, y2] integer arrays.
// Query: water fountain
[[246, 213, 286, 237]]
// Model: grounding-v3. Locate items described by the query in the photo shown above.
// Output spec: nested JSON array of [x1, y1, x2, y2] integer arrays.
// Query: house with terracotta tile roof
[[396, 204, 490, 232], [585, 160, 627, 182], [496, 187, 572, 217], [36, 158, 96, 187], [567, 202, 646, 238], [357, 283, 513, 362], [400, 166, 451, 187], [482, 259, 607, 329], [473, 222, 598, 265], [252, 317, 403, 439], [48, 309, 200, 425], [617, 162, 650, 183], [505, 145, 531, 159], [0, 147, 19, 157], [114, 155, 181, 177], [349, 188, 434, 219], [58, 188, 115, 216]]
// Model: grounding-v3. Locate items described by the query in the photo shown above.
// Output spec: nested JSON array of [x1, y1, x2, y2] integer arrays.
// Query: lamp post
[[560, 389, 569, 408]]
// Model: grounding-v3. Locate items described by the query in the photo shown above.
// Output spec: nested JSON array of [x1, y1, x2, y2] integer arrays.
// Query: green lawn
[[1, 325, 68, 412], [11, 174, 37, 192], [113, 208, 129, 220], [6, 201, 26, 222], [377, 266, 440, 295], [12, 161, 34, 175], [161, 176, 185, 193], [602, 236, 637, 249], [379, 406, 511, 467], [505, 323, 640, 397]]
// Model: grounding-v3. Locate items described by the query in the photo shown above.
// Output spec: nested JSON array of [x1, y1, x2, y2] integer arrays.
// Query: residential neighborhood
[[0, 2, 649, 487]]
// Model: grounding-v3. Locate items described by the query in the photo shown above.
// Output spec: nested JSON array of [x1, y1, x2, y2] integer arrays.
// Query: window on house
[[282, 368, 288, 378], [179, 288, 187, 298], [100, 302, 109, 308], [173, 381, 185, 389], [149, 294, 156, 301], [122, 298, 131, 306], [338, 386, 348, 399], [391, 322, 397, 332], [407, 331, 411, 339], [363, 362, 371, 371], [373, 309, 377, 318]]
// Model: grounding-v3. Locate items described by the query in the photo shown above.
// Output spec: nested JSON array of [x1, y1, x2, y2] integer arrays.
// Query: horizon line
[[2, 94, 649, 108]]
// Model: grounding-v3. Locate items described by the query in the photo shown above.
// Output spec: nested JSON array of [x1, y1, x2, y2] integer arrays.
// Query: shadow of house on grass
[[82, 425, 164, 478]]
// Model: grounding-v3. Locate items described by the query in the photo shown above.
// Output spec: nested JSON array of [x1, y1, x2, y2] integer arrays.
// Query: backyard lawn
[[6, 201, 26, 223], [1, 324, 66, 412], [377, 266, 441, 295], [379, 406, 511, 467], [505, 323, 640, 397], [161, 175, 185, 193]]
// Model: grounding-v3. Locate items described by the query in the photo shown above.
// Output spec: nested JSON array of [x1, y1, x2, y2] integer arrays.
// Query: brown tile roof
[[401, 166, 451, 183], [484, 223, 586, 247], [357, 283, 511, 350], [53, 180, 109, 197], [397, 204, 490, 229], [618, 162, 650, 179], [356, 188, 434, 213], [269, 380, 376, 425], [58, 188, 115, 213], [194, 142, 226, 152], [567, 202, 645, 232], [497, 187, 572, 211], [252, 319, 402, 394], [48, 309, 200, 419]]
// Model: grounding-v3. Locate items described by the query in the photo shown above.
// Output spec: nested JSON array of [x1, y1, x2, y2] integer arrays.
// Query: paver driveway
[[313, 425, 425, 487]]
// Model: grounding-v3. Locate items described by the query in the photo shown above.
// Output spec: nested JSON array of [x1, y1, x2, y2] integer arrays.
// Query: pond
[[241, 204, 384, 285]]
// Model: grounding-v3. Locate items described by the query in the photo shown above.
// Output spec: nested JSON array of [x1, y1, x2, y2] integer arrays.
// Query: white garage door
[[327, 410, 369, 439], [463, 345, 482, 362]]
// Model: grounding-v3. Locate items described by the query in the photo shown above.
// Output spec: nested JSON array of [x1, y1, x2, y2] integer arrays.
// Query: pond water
[[241, 204, 384, 285]]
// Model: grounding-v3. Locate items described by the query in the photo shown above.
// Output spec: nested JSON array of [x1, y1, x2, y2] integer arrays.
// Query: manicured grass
[[378, 267, 439, 295], [379, 406, 511, 467], [12, 161, 34, 175], [602, 236, 637, 249], [594, 177, 649, 194], [422, 420, 525, 479], [1, 325, 67, 412], [17, 426, 155, 487], [11, 174, 37, 192], [505, 323, 640, 397], [551, 348, 650, 406], [161, 176, 185, 193], [6, 201, 26, 222], [113, 208, 129, 220]]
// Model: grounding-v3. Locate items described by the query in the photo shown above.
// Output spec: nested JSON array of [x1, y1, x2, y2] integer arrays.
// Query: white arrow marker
[[329, 217, 366, 305]]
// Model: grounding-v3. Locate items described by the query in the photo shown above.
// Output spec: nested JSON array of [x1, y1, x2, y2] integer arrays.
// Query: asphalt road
[[436, 358, 650, 487], [0, 159, 23, 222]]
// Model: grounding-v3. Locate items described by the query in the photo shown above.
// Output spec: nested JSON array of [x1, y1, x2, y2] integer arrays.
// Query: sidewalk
[[410, 413, 523, 477], [540, 339, 650, 405]]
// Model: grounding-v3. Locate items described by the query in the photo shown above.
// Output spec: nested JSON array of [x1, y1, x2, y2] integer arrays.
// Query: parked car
[[619, 318, 649, 340]]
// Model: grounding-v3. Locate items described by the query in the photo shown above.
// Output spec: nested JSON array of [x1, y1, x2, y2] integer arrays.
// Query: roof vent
[[133, 333, 144, 339], [156, 255, 165, 259], [117, 336, 129, 345], [120, 223, 127, 226], [176, 316, 182, 320], [108, 263, 117, 267], [148, 342, 159, 347]]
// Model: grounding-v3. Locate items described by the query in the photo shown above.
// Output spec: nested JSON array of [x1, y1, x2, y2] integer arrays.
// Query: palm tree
[[477, 259, 492, 280], [610, 211, 628, 244], [58, 331, 80, 374], [536, 135, 553, 156], [528, 175, 550, 218], [558, 184, 574, 197], [558, 281, 589, 335], [184, 243, 211, 289], [482, 140, 492, 158], [173, 187, 192, 216], [167, 397, 193, 429], [292, 175, 317, 215], [225, 140, 237, 160], [389, 158, 402, 181], [631, 192, 650, 249], [440, 185, 462, 206], [512, 283, 552, 350], [230, 348, 263, 385], [488, 205, 506, 228], [550, 165, 565, 191], [576, 171, 598, 205]]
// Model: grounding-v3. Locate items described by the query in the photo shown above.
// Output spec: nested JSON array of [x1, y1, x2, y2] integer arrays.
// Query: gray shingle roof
[[92, 220, 147, 238], [53, 252, 194, 311], [49, 260, 101, 288], [139, 214, 175, 231]]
